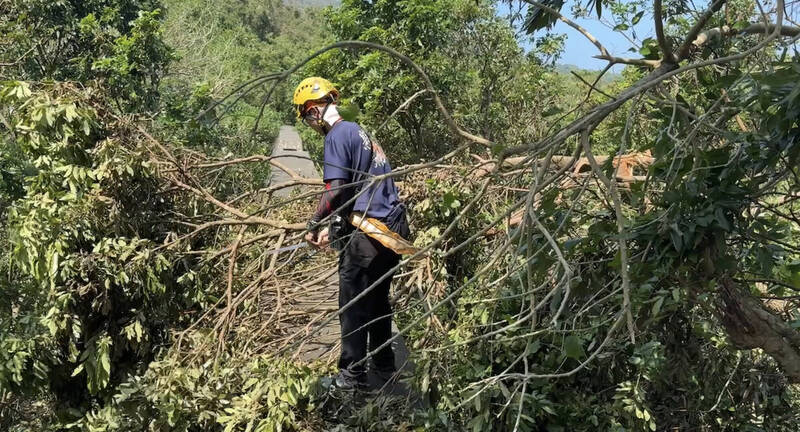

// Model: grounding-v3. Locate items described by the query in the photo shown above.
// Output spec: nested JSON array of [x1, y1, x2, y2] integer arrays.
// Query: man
[[293, 77, 410, 390]]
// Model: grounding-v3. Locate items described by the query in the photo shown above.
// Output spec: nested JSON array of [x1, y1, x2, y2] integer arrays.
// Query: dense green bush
[[303, 0, 569, 164], [2, 0, 799, 431], [0, 0, 309, 427]]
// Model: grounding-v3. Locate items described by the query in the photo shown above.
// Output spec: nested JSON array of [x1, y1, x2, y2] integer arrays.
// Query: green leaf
[[337, 102, 361, 121], [50, 251, 59, 278], [71, 363, 85, 377], [714, 208, 731, 231], [100, 348, 111, 373], [443, 191, 458, 208], [790, 271, 800, 289], [564, 335, 585, 360], [523, 0, 566, 33], [45, 108, 55, 126], [651, 296, 664, 316], [526, 340, 541, 355], [491, 142, 505, 156], [669, 224, 683, 251], [65, 104, 78, 121]]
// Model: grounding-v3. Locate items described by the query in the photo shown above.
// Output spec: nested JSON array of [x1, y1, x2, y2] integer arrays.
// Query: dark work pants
[[337, 205, 410, 378]]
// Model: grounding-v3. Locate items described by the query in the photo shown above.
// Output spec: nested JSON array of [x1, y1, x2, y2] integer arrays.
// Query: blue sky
[[498, 1, 655, 70]]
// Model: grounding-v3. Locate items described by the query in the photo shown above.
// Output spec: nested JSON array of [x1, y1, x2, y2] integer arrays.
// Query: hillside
[[555, 63, 621, 84], [284, 0, 339, 6]]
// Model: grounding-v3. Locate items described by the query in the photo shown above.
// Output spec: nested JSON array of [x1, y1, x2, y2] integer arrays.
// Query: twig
[[377, 89, 429, 132], [570, 71, 615, 100], [217, 226, 246, 350], [581, 129, 636, 344], [521, 0, 610, 57]]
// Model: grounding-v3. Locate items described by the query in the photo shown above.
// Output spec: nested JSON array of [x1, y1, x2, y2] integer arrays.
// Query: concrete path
[[269, 126, 415, 392], [269, 126, 319, 197]]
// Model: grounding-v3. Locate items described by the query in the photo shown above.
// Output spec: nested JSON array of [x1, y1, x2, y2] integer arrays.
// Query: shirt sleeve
[[322, 132, 352, 181]]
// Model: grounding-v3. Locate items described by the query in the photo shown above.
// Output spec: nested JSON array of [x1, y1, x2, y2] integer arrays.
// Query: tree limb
[[692, 23, 800, 48], [581, 129, 636, 344], [654, 0, 674, 62], [676, 0, 728, 60], [522, 0, 610, 58]]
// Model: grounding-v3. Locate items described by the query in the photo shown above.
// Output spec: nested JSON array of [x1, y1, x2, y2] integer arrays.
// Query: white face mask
[[303, 104, 341, 135], [322, 104, 341, 127]]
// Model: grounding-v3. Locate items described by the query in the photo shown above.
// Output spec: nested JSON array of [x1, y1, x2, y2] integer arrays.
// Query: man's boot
[[332, 369, 368, 391]]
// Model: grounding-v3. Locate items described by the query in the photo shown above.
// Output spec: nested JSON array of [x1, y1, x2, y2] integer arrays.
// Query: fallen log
[[471, 151, 654, 179]]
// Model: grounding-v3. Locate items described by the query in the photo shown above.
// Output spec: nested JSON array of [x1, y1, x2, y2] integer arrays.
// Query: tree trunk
[[716, 274, 800, 383]]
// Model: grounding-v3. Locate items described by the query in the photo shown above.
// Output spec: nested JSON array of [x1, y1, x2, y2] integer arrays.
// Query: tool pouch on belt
[[329, 213, 354, 251]]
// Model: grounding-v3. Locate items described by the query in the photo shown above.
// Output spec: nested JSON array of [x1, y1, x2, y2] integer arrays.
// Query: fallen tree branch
[[717, 275, 800, 382], [692, 23, 800, 47], [582, 129, 636, 344], [676, 0, 728, 61]]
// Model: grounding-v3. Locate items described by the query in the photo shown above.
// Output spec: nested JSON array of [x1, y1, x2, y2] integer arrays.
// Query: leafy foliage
[[304, 0, 565, 164], [2, 0, 800, 431], [76, 348, 322, 432], [0, 75, 196, 419]]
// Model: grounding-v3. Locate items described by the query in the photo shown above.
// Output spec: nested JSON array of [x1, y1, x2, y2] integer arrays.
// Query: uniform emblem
[[359, 129, 387, 168]]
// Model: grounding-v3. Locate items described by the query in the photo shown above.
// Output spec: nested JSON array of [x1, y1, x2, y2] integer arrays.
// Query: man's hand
[[304, 230, 317, 245], [305, 227, 330, 250], [317, 227, 330, 249]]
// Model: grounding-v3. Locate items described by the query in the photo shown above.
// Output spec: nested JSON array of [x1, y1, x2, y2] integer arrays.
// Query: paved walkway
[[269, 126, 415, 392], [269, 126, 319, 197]]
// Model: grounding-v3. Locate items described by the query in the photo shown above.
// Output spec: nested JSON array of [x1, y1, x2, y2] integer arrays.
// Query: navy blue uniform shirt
[[322, 121, 399, 219]]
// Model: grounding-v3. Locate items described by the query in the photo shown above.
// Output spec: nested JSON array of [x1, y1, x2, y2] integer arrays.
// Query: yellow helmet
[[292, 77, 339, 118]]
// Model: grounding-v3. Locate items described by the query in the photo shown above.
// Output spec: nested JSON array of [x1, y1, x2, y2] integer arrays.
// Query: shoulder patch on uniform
[[358, 128, 388, 168], [358, 128, 372, 152]]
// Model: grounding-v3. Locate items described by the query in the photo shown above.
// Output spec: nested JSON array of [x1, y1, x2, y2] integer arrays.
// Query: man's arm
[[307, 127, 352, 245], [307, 178, 348, 233]]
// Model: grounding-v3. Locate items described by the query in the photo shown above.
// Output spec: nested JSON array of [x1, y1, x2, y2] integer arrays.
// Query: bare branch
[[522, 0, 610, 58], [692, 23, 800, 47], [654, 0, 674, 62], [581, 129, 636, 344], [592, 55, 662, 67], [676, 0, 728, 61], [377, 89, 429, 132], [570, 71, 616, 100]]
